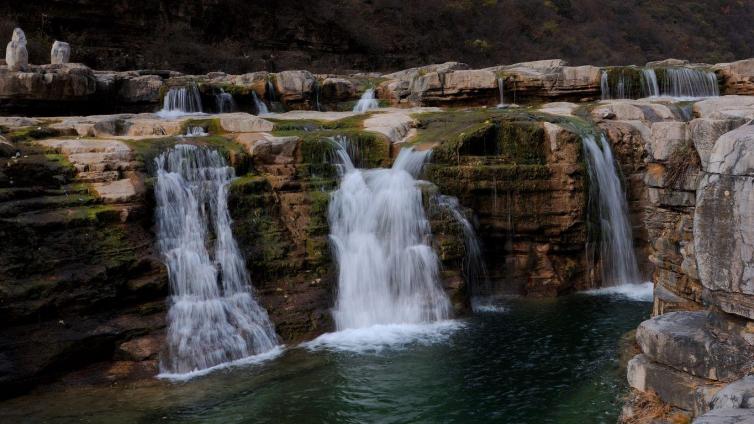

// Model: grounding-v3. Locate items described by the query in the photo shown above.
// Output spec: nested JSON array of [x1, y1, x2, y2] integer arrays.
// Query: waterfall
[[641, 69, 660, 97], [215, 89, 235, 113], [434, 195, 489, 308], [600, 71, 610, 100], [265, 80, 276, 103], [158, 85, 203, 118], [352, 89, 379, 113], [328, 145, 451, 329], [252, 91, 269, 115], [582, 135, 640, 287], [155, 144, 278, 376], [496, 77, 505, 107], [658, 68, 719, 98], [184, 126, 208, 137]]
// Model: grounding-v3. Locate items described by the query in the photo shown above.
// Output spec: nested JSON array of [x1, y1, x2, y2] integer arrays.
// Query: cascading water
[[658, 68, 719, 98], [184, 126, 208, 137], [496, 77, 505, 107], [328, 145, 451, 329], [352, 89, 379, 113], [581, 134, 640, 287], [158, 85, 203, 118], [434, 195, 490, 308], [215, 89, 235, 113], [252, 91, 269, 115], [155, 144, 278, 376], [641, 69, 660, 97], [600, 71, 610, 100]]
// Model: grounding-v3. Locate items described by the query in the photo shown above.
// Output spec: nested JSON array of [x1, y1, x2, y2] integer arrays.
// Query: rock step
[[628, 353, 720, 415], [0, 193, 98, 218], [636, 311, 754, 382]]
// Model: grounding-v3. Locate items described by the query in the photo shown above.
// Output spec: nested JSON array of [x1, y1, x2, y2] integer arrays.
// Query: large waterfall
[[155, 145, 278, 376], [327, 146, 451, 329], [352, 89, 380, 113], [158, 85, 203, 118], [582, 135, 640, 287]]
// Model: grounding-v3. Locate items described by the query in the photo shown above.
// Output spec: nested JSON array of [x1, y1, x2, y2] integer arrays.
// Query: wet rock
[[5, 28, 28, 71], [320, 77, 355, 101], [273, 70, 315, 106], [115, 334, 163, 361], [50, 41, 70, 65]]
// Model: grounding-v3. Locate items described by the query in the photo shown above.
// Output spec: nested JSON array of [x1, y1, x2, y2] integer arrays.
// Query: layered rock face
[[594, 97, 754, 423]]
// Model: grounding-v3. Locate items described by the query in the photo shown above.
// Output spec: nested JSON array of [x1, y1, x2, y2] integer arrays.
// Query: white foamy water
[[215, 88, 235, 113], [303, 321, 463, 353], [184, 126, 208, 137], [328, 144, 451, 330], [496, 77, 505, 107], [352, 88, 379, 113], [157, 346, 284, 381], [155, 144, 278, 376], [157, 85, 204, 118], [584, 282, 653, 302], [582, 134, 641, 287]]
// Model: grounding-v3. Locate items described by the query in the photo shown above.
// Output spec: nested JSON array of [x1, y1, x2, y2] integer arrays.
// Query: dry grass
[[621, 390, 691, 424], [665, 140, 701, 190]]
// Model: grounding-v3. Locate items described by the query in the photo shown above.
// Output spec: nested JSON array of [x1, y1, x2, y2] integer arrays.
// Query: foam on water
[[584, 281, 654, 302], [303, 321, 464, 353], [156, 346, 284, 382]]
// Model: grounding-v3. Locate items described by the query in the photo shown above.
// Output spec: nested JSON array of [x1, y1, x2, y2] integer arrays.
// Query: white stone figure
[[50, 40, 70, 64], [5, 28, 28, 71]]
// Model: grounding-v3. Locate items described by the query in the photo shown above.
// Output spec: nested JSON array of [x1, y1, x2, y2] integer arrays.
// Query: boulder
[[695, 125, 754, 318], [320, 77, 355, 101], [689, 118, 747, 170], [628, 353, 719, 414], [693, 408, 754, 424], [50, 40, 70, 64], [650, 121, 688, 161], [636, 311, 753, 382], [273, 70, 315, 105], [694, 96, 754, 120], [714, 58, 754, 95], [217, 113, 274, 133], [5, 28, 28, 71], [0, 63, 96, 101], [710, 376, 754, 410]]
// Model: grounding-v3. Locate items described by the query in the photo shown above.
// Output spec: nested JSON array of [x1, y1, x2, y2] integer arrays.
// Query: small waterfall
[[313, 80, 322, 111], [265, 80, 276, 103], [641, 69, 659, 97], [600, 71, 610, 100], [214, 89, 235, 113], [184, 126, 208, 137], [155, 145, 278, 375], [328, 145, 451, 329], [496, 77, 505, 107], [582, 134, 640, 287], [658, 68, 719, 98], [352, 89, 379, 113], [158, 85, 203, 118], [434, 195, 489, 308], [252, 91, 269, 115]]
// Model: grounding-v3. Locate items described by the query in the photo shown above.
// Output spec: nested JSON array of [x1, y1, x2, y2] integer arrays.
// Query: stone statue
[[51, 40, 70, 64], [5, 28, 28, 71]]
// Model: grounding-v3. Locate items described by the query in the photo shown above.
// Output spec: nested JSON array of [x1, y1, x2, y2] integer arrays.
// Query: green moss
[[603, 67, 644, 98], [497, 121, 546, 165], [268, 113, 371, 132], [6, 126, 59, 143], [122, 135, 250, 175], [180, 118, 223, 135]]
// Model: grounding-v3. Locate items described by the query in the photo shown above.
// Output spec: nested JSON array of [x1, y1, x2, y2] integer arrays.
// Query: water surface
[[0, 291, 650, 424]]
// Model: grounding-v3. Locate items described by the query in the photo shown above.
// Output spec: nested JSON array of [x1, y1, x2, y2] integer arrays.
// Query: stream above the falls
[[0, 290, 650, 424]]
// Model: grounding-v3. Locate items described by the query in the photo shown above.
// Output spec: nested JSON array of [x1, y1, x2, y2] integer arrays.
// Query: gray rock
[[628, 353, 719, 414], [50, 40, 70, 64], [710, 376, 754, 410], [5, 28, 28, 71], [636, 311, 753, 381], [695, 125, 754, 318], [689, 118, 747, 170], [694, 408, 754, 424]]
